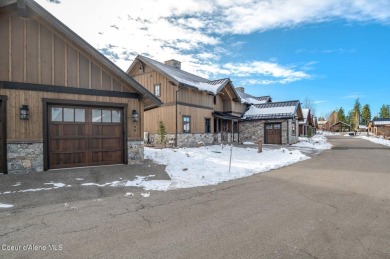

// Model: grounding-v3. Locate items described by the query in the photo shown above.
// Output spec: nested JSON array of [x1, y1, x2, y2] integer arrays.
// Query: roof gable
[[237, 91, 272, 105], [1, 0, 161, 109], [129, 55, 236, 96]]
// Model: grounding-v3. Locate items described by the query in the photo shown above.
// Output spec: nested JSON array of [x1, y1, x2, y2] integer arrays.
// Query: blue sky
[[37, 0, 390, 118]]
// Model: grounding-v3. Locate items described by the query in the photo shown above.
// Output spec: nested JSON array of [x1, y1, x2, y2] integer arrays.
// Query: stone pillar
[[127, 140, 144, 164], [7, 143, 44, 174]]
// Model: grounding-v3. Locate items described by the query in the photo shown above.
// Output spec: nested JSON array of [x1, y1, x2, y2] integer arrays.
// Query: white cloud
[[341, 94, 362, 99], [36, 0, 390, 84], [313, 100, 327, 104]]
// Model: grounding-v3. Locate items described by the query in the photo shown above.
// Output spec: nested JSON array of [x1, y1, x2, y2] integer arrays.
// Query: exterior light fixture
[[20, 105, 29, 120], [132, 110, 139, 122]]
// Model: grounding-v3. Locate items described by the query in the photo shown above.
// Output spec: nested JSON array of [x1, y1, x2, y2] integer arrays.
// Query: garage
[[47, 103, 125, 169], [265, 123, 281, 144]]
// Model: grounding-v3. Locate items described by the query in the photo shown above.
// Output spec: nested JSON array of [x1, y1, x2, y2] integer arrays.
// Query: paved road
[[1, 136, 389, 258]]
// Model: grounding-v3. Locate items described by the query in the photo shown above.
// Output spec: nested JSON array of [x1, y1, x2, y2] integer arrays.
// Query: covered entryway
[[46, 103, 125, 170], [265, 123, 281, 144]]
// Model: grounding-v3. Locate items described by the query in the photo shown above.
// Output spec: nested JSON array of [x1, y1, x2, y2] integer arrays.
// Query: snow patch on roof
[[139, 55, 227, 94], [244, 105, 296, 118]]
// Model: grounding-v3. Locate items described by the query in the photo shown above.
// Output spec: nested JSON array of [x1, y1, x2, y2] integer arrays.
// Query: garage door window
[[51, 107, 85, 123], [75, 109, 85, 122], [92, 109, 121, 123]]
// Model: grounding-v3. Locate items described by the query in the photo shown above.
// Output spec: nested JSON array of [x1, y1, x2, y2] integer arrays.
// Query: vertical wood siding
[[0, 13, 135, 94]]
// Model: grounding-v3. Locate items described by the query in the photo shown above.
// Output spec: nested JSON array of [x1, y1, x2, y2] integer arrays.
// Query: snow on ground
[[122, 145, 309, 191], [292, 135, 332, 150], [0, 203, 14, 208], [357, 135, 390, 147], [318, 131, 338, 136]]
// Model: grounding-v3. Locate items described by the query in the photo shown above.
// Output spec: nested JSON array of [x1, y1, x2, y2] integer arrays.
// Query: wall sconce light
[[132, 110, 139, 122], [20, 105, 29, 120]]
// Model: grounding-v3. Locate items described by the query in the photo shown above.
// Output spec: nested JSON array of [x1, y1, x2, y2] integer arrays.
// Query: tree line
[[333, 99, 389, 129]]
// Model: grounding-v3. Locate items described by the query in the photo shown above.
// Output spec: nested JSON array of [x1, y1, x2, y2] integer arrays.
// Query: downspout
[[175, 85, 184, 147]]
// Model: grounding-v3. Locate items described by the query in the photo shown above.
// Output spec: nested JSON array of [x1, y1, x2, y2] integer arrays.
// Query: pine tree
[[157, 121, 167, 144], [353, 98, 361, 128], [337, 107, 346, 122], [361, 104, 371, 125], [379, 104, 390, 118]]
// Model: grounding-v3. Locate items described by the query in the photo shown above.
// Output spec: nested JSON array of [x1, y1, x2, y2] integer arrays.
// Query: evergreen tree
[[352, 98, 361, 128], [157, 121, 167, 144], [361, 104, 371, 125], [379, 104, 390, 118], [337, 107, 346, 122]]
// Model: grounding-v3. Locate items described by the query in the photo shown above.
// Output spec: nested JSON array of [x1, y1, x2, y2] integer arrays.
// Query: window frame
[[154, 84, 161, 97], [183, 115, 191, 133], [205, 118, 211, 133]]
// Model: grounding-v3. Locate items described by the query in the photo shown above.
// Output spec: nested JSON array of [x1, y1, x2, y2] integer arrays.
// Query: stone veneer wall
[[239, 121, 264, 143], [288, 119, 299, 144], [127, 140, 144, 164], [146, 133, 218, 148], [7, 143, 43, 174], [239, 119, 298, 145], [7, 141, 144, 173]]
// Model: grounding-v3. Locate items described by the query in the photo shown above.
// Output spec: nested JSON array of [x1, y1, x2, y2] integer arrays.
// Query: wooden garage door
[[265, 123, 281, 144], [48, 105, 124, 169]]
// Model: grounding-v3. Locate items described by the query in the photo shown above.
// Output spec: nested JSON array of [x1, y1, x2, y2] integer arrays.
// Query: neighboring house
[[368, 118, 390, 137], [317, 120, 328, 131], [239, 101, 303, 145], [127, 55, 246, 147], [0, 0, 161, 174], [330, 121, 352, 132], [299, 108, 315, 136]]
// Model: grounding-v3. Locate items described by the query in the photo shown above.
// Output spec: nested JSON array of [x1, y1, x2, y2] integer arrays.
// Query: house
[[127, 55, 246, 147], [0, 0, 161, 174], [299, 108, 315, 136], [330, 121, 351, 132], [239, 101, 303, 145], [368, 118, 390, 137], [317, 119, 328, 131]]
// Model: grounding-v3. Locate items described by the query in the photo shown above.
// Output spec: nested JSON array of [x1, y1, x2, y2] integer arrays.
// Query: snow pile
[[358, 136, 390, 147], [319, 131, 337, 136], [293, 135, 332, 150], [124, 145, 309, 191]]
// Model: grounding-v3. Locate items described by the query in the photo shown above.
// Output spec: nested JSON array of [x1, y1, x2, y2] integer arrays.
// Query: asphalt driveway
[[1, 135, 389, 258]]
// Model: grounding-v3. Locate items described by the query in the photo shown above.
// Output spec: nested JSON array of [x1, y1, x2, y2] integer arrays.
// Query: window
[[154, 84, 161, 97], [51, 107, 85, 123], [183, 116, 191, 133], [213, 96, 217, 105], [75, 109, 85, 122], [92, 109, 121, 123], [51, 107, 62, 122], [274, 124, 281, 129], [205, 118, 211, 133], [292, 119, 296, 136]]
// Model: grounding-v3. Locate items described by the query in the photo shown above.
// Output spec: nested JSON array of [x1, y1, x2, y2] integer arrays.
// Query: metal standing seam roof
[[372, 118, 390, 125], [3, 0, 162, 109], [243, 100, 301, 120]]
